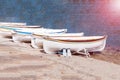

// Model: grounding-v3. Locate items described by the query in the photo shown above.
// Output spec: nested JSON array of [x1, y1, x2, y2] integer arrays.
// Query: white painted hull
[[0, 31, 11, 38], [0, 29, 13, 38], [0, 27, 39, 38], [7, 25, 41, 28], [34, 32, 84, 37], [12, 32, 32, 43], [34, 28, 67, 34], [14, 28, 67, 34], [13, 28, 67, 43], [0, 22, 26, 26], [0, 25, 40, 37], [31, 36, 44, 49], [43, 36, 107, 54], [31, 33, 84, 49]]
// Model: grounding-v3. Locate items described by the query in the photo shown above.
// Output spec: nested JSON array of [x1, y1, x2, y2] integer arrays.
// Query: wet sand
[[0, 37, 120, 80]]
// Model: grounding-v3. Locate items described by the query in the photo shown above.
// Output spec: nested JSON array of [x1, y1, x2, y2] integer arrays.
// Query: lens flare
[[111, 0, 120, 11]]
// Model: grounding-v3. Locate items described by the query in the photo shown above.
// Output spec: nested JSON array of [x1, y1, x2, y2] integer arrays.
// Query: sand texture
[[0, 37, 120, 80]]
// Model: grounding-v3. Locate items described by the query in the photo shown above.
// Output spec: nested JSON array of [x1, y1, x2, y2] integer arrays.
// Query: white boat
[[12, 31, 32, 43], [12, 28, 67, 43], [31, 32, 84, 49], [43, 35, 107, 56], [0, 22, 26, 26], [5, 25, 41, 28], [0, 28, 13, 38], [0, 22, 26, 37], [0, 25, 41, 38], [0, 25, 41, 30], [13, 28, 67, 33], [33, 28, 67, 34]]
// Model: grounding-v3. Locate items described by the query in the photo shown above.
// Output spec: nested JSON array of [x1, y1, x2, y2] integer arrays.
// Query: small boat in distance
[[0, 25, 41, 38], [12, 28, 67, 43], [5, 25, 41, 28], [0, 22, 26, 26], [43, 35, 107, 57], [33, 32, 84, 37], [0, 28, 13, 38]]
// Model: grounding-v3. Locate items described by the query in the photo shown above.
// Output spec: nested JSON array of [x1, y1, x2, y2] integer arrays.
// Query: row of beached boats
[[0, 22, 107, 57]]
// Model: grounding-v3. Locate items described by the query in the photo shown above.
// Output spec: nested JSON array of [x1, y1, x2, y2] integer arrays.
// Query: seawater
[[0, 0, 119, 48]]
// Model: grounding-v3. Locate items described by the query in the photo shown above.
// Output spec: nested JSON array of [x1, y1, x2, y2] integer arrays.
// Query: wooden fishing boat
[[0, 25, 41, 38], [31, 32, 84, 49], [0, 28, 13, 38], [0, 25, 41, 30], [12, 28, 67, 43], [43, 35, 107, 56], [5, 25, 41, 28], [33, 28, 67, 34], [12, 30, 32, 43], [0, 22, 26, 26], [0, 22, 26, 37], [13, 28, 67, 33]]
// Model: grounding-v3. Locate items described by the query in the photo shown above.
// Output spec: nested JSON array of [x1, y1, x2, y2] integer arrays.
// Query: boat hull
[[31, 33, 84, 49], [43, 36, 107, 54], [13, 28, 67, 43], [12, 32, 32, 43], [0, 29, 13, 38], [31, 36, 43, 49], [0, 22, 26, 26]]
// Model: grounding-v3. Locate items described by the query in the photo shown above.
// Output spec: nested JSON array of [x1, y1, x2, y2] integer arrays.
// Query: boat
[[31, 32, 84, 49], [0, 22, 26, 37], [0, 25, 41, 38], [12, 28, 67, 43], [33, 28, 67, 34], [12, 30, 32, 43], [0, 22, 26, 26], [4, 25, 41, 28], [0, 28, 13, 38], [43, 35, 107, 57], [0, 25, 41, 30]]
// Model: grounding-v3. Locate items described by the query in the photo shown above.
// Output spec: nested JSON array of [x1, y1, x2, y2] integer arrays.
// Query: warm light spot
[[111, 0, 120, 11]]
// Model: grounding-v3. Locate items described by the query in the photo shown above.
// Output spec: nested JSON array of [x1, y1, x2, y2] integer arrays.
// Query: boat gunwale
[[44, 35, 107, 43], [32, 32, 84, 37]]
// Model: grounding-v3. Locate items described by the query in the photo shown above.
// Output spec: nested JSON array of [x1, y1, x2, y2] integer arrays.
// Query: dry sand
[[0, 36, 120, 80]]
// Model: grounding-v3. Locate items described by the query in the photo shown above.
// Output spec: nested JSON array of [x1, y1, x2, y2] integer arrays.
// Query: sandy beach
[[0, 36, 120, 80]]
